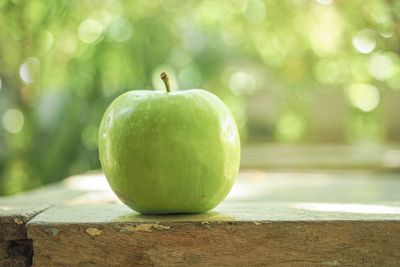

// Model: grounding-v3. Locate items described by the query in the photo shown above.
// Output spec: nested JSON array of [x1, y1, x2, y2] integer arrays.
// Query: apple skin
[[98, 89, 240, 214]]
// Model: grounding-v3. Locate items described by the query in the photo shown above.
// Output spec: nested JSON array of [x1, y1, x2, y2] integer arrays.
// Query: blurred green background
[[1, 0, 400, 195]]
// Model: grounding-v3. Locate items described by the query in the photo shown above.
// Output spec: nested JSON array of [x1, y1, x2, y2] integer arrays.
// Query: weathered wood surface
[[0, 184, 84, 241], [28, 217, 400, 266], [0, 183, 87, 266], [27, 171, 400, 266], [0, 240, 32, 267]]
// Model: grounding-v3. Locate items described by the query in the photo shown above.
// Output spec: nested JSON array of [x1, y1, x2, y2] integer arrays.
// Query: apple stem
[[160, 72, 171, 93]]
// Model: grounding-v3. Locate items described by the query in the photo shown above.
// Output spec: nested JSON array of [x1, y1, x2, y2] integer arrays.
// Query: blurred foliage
[[0, 0, 400, 195]]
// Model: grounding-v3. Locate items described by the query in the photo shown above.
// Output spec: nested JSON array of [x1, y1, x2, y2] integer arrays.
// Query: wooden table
[[1, 170, 400, 266]]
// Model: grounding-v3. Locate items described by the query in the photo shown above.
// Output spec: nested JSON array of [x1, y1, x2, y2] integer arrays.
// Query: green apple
[[98, 73, 240, 214]]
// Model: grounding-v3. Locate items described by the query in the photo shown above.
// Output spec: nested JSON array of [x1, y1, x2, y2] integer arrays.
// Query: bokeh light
[[2, 109, 24, 134], [78, 19, 105, 44], [352, 29, 376, 54], [308, 6, 342, 56], [243, 0, 266, 24], [19, 58, 40, 84], [276, 112, 305, 142], [229, 71, 256, 96], [347, 84, 380, 112], [107, 17, 133, 43], [368, 53, 397, 81], [315, 0, 333, 6]]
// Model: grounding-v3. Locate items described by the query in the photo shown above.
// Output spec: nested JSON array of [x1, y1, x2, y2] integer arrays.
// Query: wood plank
[[0, 184, 85, 241], [0, 180, 90, 266], [0, 171, 113, 241], [27, 171, 400, 266], [28, 218, 400, 266]]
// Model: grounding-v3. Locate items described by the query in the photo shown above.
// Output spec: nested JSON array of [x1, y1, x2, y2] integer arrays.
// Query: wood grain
[[27, 171, 400, 266], [28, 217, 400, 266], [0, 182, 87, 266], [0, 184, 84, 241]]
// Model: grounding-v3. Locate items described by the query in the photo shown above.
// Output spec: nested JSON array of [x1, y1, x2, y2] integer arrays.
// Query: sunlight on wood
[[62, 172, 111, 191], [294, 203, 400, 214], [227, 171, 335, 200], [62, 173, 120, 205], [65, 192, 121, 205]]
